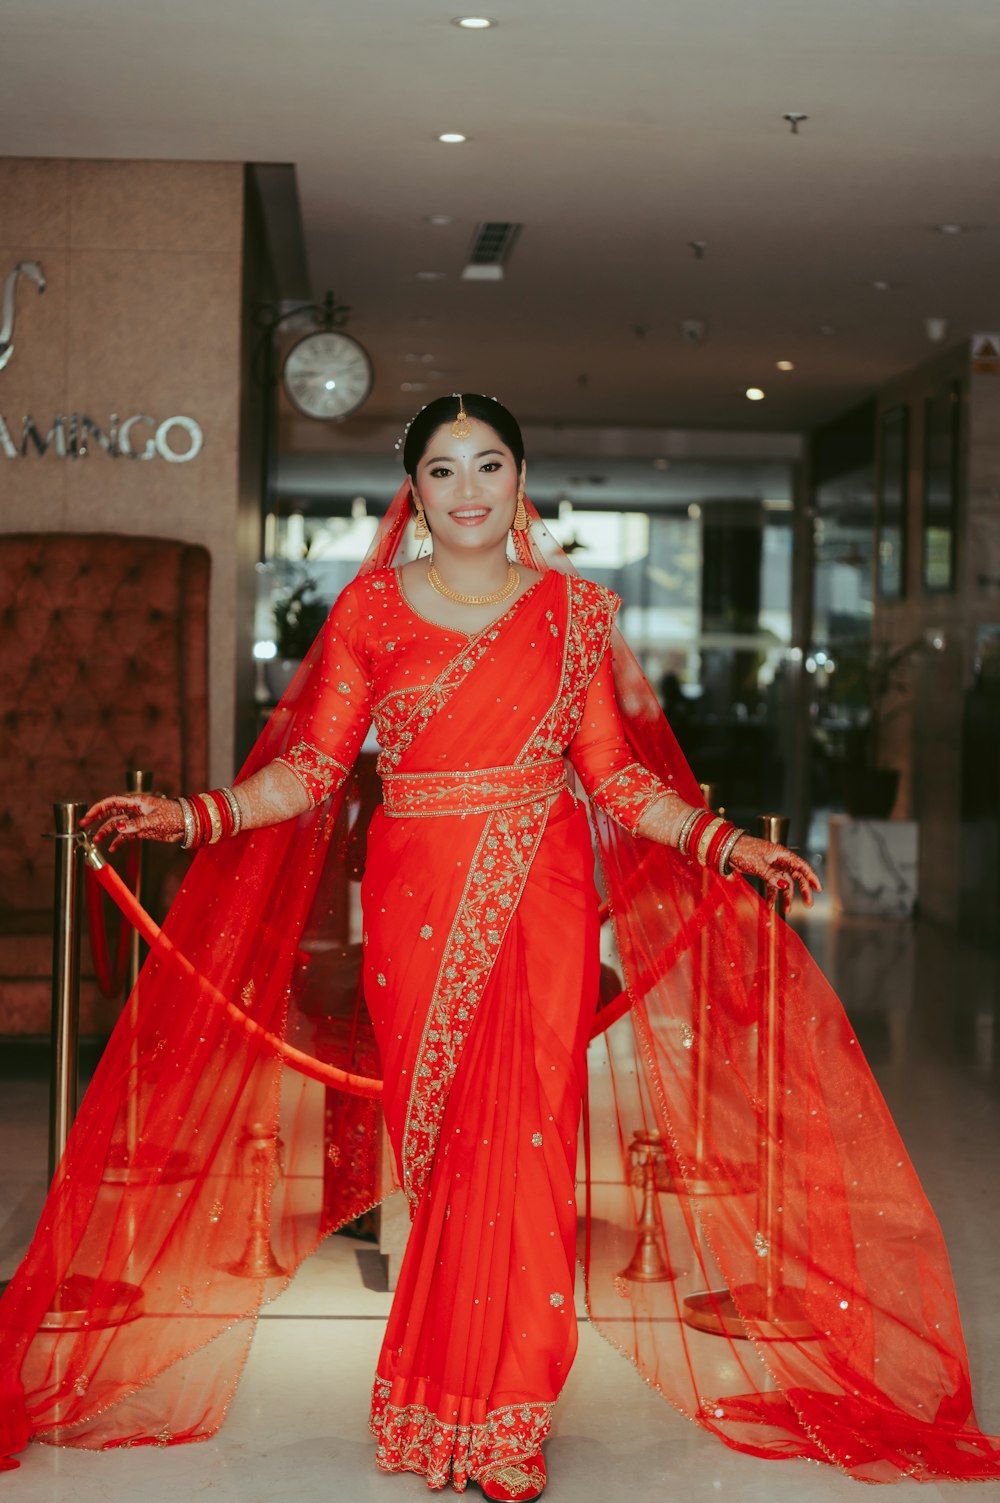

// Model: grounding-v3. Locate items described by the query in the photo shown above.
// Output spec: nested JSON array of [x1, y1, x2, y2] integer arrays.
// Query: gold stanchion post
[[673, 783, 753, 1197], [121, 769, 151, 1171], [682, 813, 814, 1341], [619, 1131, 676, 1283], [224, 1122, 289, 1280], [48, 801, 87, 1182]]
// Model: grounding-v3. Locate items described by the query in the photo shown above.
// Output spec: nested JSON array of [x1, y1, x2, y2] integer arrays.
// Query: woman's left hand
[[727, 835, 822, 909]]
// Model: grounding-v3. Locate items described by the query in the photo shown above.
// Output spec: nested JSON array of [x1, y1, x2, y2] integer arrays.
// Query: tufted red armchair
[[0, 534, 210, 1036]]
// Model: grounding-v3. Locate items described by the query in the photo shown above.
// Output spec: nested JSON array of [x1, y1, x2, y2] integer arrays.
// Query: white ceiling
[[4, 0, 999, 432]]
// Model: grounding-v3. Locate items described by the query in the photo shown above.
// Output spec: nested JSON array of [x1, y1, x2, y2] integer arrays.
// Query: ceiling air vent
[[462, 221, 521, 281]]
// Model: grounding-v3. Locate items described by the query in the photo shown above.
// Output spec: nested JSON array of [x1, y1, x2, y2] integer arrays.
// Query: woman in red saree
[[1, 393, 999, 1494]]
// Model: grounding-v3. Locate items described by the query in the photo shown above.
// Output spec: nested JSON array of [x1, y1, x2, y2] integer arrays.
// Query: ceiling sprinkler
[[783, 113, 808, 134]]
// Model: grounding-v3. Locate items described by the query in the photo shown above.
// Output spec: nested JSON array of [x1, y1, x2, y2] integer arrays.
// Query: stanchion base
[[682, 1283, 816, 1341], [618, 1252, 678, 1283], [669, 1160, 756, 1197], [221, 1241, 290, 1281], [38, 1273, 143, 1332], [101, 1144, 197, 1185]]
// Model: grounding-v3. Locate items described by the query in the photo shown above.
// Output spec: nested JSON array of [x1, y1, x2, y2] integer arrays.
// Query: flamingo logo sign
[[0, 259, 205, 463]]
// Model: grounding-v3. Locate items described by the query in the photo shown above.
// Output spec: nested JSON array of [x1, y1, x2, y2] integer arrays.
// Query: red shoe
[[478, 1454, 547, 1501]]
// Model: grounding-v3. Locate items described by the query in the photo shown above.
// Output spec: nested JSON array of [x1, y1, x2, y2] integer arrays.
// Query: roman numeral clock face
[[282, 331, 374, 420]]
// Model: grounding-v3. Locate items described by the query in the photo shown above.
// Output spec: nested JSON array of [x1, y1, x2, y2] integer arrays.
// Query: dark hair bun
[[402, 393, 524, 475]]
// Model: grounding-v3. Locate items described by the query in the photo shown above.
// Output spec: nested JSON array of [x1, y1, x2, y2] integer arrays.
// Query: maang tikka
[[451, 394, 473, 440]]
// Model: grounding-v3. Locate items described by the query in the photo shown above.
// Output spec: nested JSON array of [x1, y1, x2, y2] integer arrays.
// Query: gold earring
[[413, 496, 429, 540], [513, 488, 529, 533]]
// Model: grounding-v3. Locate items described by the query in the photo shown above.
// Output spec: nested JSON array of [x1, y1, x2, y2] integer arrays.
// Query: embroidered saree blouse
[[275, 567, 670, 834]]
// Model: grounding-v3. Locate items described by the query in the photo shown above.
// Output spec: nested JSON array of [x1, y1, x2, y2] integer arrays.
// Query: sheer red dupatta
[[518, 516, 1000, 1481], [1, 482, 998, 1483]]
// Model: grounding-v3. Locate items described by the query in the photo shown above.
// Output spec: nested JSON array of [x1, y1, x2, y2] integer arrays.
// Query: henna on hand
[[726, 834, 822, 909], [81, 794, 185, 854]]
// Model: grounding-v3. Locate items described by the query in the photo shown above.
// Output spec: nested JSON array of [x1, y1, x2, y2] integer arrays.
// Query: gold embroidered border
[[519, 577, 618, 767], [274, 740, 351, 806], [376, 628, 503, 775], [370, 1376, 551, 1492], [383, 760, 566, 818], [401, 800, 550, 1206]]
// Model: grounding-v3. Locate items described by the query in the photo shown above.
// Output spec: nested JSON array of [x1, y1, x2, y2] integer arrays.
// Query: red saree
[[1, 483, 999, 1486]]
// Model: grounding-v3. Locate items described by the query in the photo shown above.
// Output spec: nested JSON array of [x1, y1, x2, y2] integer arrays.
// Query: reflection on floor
[[1, 902, 999, 1502]]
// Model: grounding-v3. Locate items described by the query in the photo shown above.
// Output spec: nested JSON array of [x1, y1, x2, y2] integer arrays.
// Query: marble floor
[[2, 901, 1000, 1501]]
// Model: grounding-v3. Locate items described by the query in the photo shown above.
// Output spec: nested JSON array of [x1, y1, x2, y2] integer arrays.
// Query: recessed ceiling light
[[438, 132, 467, 144], [873, 280, 893, 291], [745, 387, 766, 401], [452, 16, 497, 27], [425, 214, 455, 226], [416, 271, 447, 280], [776, 360, 795, 372], [935, 223, 965, 235]]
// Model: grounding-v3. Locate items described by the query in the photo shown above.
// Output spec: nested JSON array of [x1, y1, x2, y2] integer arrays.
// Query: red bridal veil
[[1, 483, 998, 1482]]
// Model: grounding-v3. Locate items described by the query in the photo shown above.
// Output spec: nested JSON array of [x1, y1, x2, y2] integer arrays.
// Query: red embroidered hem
[[369, 1377, 551, 1493]]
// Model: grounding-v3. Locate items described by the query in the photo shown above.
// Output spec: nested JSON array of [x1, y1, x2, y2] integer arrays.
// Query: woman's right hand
[[81, 794, 185, 854]]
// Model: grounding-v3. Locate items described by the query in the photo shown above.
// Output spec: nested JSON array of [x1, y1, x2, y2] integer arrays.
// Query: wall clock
[[282, 330, 374, 420]]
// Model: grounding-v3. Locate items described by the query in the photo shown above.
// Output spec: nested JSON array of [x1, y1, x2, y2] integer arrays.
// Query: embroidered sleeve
[[586, 761, 671, 835], [567, 647, 674, 835], [274, 582, 373, 804], [274, 741, 351, 807]]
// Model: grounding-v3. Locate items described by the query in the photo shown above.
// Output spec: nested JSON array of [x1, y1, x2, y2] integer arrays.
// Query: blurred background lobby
[[2, 1, 1000, 1499]]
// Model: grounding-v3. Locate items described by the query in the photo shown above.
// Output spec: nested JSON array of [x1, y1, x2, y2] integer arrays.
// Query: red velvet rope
[[88, 855, 384, 1098], [87, 851, 635, 1097], [84, 845, 141, 999]]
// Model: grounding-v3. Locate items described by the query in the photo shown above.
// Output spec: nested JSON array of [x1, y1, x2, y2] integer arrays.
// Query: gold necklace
[[426, 562, 520, 606]]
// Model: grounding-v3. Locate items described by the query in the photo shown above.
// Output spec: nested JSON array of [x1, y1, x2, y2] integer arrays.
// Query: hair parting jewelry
[[426, 563, 520, 606], [451, 392, 473, 440]]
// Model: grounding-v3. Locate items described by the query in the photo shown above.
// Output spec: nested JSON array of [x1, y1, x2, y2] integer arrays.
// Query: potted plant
[[829, 636, 928, 818], [267, 573, 328, 700]]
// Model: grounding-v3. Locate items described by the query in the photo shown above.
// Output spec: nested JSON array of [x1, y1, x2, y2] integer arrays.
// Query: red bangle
[[684, 811, 715, 858], [706, 820, 734, 873], [191, 794, 212, 847]]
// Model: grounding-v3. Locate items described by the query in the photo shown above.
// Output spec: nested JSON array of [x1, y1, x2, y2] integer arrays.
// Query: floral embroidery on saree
[[518, 577, 618, 765], [274, 739, 351, 806], [399, 575, 622, 1208], [370, 1376, 551, 1492], [588, 760, 670, 834], [382, 761, 566, 818], [401, 801, 550, 1204]]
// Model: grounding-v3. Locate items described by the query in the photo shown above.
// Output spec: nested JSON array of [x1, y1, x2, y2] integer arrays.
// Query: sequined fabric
[[3, 482, 1000, 1488]]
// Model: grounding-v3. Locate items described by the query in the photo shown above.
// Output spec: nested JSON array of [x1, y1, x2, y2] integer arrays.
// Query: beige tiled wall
[[0, 157, 245, 783]]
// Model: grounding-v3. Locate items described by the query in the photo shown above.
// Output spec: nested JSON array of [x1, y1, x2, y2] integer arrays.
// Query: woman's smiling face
[[411, 418, 525, 552]]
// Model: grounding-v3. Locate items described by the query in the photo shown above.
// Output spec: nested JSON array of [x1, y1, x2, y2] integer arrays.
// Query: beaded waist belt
[[381, 759, 567, 818]]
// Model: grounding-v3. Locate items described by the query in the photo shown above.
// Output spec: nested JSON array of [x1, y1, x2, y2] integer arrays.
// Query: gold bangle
[[178, 797, 197, 850], [677, 809, 701, 856], [204, 796, 223, 845], [695, 816, 726, 867], [718, 826, 746, 874], [221, 784, 242, 836]]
